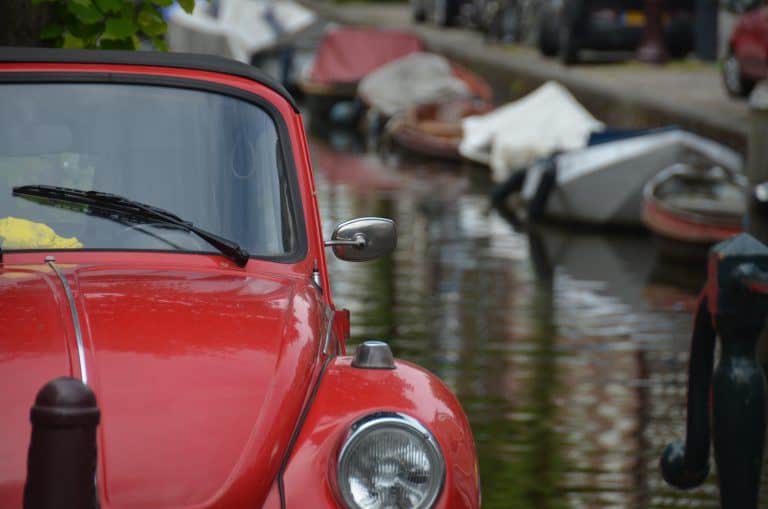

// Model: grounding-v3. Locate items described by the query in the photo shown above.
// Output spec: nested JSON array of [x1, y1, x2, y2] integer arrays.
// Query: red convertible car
[[723, 1, 768, 97], [0, 48, 480, 509]]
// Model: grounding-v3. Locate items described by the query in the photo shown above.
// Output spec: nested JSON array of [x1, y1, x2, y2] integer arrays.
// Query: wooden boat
[[389, 100, 493, 160], [642, 163, 747, 256], [358, 52, 493, 157]]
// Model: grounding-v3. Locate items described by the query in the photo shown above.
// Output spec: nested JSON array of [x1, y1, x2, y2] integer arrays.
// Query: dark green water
[[309, 135, 758, 508]]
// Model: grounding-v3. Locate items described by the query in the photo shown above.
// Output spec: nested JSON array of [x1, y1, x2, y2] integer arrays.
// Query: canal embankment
[[302, 1, 750, 153]]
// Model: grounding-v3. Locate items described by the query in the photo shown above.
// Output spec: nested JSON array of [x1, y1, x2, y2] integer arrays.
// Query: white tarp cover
[[459, 81, 604, 182], [168, 0, 316, 63], [358, 52, 472, 117]]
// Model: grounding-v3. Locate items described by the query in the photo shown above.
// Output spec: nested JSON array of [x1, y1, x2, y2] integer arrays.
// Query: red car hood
[[0, 262, 323, 508]]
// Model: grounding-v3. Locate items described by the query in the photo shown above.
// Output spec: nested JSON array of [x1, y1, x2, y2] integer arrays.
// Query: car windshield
[[0, 83, 300, 259]]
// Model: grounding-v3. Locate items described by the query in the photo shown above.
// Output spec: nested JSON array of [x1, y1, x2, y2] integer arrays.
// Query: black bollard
[[660, 233, 768, 508], [24, 377, 100, 509]]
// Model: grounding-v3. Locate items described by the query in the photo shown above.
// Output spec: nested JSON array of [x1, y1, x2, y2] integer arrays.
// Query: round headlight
[[337, 412, 445, 509]]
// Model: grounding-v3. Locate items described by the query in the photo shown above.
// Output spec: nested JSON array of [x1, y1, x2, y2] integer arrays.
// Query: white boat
[[167, 0, 320, 86], [358, 53, 476, 117], [497, 128, 743, 227], [460, 81, 604, 180]]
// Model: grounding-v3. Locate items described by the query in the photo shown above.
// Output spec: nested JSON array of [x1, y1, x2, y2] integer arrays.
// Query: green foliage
[[33, 0, 194, 50]]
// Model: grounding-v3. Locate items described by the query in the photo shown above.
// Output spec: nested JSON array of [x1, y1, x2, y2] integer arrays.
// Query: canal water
[[308, 132, 765, 509]]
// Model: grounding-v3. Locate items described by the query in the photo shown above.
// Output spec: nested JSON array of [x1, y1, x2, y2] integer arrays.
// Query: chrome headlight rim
[[336, 411, 446, 509]]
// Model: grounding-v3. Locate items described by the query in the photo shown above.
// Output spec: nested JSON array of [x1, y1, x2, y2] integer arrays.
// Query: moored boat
[[642, 163, 747, 256], [389, 100, 493, 160], [494, 128, 743, 228], [358, 52, 493, 156], [460, 81, 603, 179], [358, 52, 492, 118], [166, 0, 325, 93], [298, 27, 424, 101]]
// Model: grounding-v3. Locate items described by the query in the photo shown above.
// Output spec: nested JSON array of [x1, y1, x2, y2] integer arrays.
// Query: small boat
[[493, 128, 743, 227], [460, 81, 604, 179], [357, 52, 493, 156], [298, 27, 424, 101], [167, 0, 321, 90], [359, 52, 492, 118], [642, 163, 747, 255], [389, 100, 493, 160]]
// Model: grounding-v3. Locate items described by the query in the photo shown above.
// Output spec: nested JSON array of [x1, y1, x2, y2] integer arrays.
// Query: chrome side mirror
[[325, 217, 396, 262]]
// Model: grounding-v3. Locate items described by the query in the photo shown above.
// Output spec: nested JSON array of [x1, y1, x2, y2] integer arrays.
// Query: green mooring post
[[661, 233, 768, 508]]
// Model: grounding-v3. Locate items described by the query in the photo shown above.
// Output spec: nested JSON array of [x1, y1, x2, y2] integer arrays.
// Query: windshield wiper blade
[[13, 185, 251, 267]]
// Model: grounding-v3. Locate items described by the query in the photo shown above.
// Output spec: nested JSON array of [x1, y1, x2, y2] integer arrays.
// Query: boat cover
[[460, 82, 603, 181], [308, 27, 424, 85], [167, 0, 317, 63], [358, 53, 473, 116]]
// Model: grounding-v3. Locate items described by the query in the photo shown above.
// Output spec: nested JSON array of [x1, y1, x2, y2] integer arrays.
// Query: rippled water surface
[[308, 133, 760, 508]]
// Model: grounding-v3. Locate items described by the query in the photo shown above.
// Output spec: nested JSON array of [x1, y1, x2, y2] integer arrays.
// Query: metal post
[[24, 377, 100, 509], [637, 0, 669, 64], [661, 234, 768, 508]]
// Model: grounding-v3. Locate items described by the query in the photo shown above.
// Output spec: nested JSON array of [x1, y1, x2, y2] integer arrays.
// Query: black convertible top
[[0, 47, 299, 112]]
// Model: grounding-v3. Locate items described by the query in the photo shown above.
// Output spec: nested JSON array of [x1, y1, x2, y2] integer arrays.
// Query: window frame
[[0, 71, 308, 264]]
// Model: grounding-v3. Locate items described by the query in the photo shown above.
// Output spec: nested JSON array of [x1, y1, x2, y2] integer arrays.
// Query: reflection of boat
[[642, 163, 747, 256], [389, 100, 493, 160], [527, 225, 657, 310], [309, 140, 405, 192], [298, 27, 423, 101], [497, 128, 743, 227]]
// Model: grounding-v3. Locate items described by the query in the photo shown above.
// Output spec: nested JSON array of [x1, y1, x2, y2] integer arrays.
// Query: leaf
[[40, 24, 65, 40], [93, 0, 123, 14], [98, 37, 135, 50], [68, 19, 103, 39], [31, 0, 59, 5], [103, 16, 138, 39], [137, 6, 166, 37], [151, 36, 169, 52], [149, 0, 174, 7], [67, 0, 104, 24], [177, 0, 194, 14], [62, 32, 85, 49]]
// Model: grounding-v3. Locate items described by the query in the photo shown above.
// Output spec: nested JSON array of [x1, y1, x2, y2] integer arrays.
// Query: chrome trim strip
[[322, 306, 334, 355], [48, 260, 88, 385]]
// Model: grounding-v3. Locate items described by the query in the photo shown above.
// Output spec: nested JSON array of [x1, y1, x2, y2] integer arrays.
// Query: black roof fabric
[[0, 47, 299, 111]]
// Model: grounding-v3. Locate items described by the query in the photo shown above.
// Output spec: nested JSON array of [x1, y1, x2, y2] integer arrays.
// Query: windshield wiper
[[13, 185, 250, 267]]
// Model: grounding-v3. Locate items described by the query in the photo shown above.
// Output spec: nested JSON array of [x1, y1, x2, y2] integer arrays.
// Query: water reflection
[[309, 136, 765, 508]]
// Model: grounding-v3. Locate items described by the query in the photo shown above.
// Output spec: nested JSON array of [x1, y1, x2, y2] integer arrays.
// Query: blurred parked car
[[538, 0, 694, 64], [472, 0, 540, 43], [723, 0, 768, 97]]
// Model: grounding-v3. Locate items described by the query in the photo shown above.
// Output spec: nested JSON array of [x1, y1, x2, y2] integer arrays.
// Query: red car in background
[[724, 0, 768, 97], [0, 48, 480, 509]]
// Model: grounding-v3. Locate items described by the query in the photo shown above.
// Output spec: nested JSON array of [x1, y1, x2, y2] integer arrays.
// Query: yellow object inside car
[[0, 217, 83, 249]]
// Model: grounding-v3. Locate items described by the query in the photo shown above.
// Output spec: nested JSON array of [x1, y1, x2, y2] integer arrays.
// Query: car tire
[[558, 23, 579, 65], [722, 48, 756, 98]]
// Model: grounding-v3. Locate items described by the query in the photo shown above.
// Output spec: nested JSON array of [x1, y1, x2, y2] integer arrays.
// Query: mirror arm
[[324, 234, 368, 249]]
